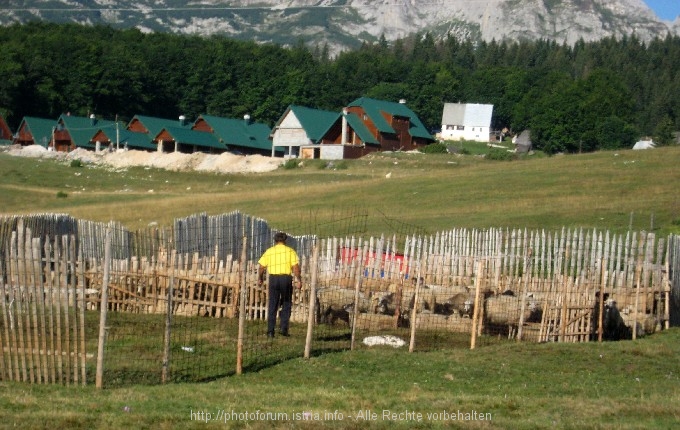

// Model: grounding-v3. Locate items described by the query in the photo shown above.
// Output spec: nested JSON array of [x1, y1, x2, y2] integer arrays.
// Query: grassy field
[[1, 145, 679, 238], [0, 328, 679, 429], [1, 145, 679, 429]]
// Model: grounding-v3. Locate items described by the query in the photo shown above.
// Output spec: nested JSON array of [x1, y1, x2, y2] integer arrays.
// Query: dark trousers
[[268, 274, 293, 334]]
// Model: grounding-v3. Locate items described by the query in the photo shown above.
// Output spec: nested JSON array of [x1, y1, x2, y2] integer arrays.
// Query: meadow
[[1, 145, 679, 237], [0, 145, 679, 429]]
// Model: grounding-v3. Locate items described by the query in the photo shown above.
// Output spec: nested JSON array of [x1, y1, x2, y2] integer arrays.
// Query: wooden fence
[[0, 220, 90, 384], [1, 212, 678, 386]]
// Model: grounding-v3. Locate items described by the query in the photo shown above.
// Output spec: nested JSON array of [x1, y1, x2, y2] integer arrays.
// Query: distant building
[[13, 116, 56, 148], [0, 115, 13, 145], [440, 103, 493, 142], [632, 139, 655, 150]]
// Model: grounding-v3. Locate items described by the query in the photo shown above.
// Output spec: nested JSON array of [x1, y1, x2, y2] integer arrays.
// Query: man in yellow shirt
[[258, 232, 301, 338]]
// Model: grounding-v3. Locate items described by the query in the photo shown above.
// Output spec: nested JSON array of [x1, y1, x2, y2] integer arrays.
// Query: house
[[12, 116, 56, 148], [55, 114, 116, 152], [513, 130, 532, 153], [90, 114, 190, 152], [154, 126, 224, 154], [193, 114, 277, 156], [270, 105, 340, 158], [440, 103, 494, 142], [90, 127, 157, 152], [0, 115, 13, 145], [342, 97, 434, 152]]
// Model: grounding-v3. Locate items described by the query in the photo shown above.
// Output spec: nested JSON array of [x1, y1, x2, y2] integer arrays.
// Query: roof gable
[[129, 115, 190, 136], [19, 117, 58, 147], [279, 105, 340, 143], [59, 114, 116, 148]]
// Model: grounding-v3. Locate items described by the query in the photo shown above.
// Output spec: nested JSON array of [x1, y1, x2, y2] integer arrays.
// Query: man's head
[[274, 232, 288, 243]]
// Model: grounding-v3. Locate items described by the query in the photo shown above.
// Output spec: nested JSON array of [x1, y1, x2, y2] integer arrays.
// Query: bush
[[486, 148, 516, 161], [281, 159, 299, 170], [420, 143, 448, 154], [56, 191, 68, 198], [70, 159, 84, 168]]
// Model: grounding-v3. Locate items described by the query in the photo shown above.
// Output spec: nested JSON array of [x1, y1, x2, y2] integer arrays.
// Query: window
[[457, 126, 464, 130]]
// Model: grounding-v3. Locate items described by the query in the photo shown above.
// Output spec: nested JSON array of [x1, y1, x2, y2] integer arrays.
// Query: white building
[[440, 103, 493, 142]]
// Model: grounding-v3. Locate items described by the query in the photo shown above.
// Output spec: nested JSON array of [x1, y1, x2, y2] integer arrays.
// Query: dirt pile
[[3, 145, 282, 173]]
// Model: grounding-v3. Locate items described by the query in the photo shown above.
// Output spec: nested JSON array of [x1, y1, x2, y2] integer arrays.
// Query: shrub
[[486, 148, 516, 161], [56, 191, 68, 198], [420, 143, 448, 154], [70, 159, 84, 168], [282, 159, 299, 170]]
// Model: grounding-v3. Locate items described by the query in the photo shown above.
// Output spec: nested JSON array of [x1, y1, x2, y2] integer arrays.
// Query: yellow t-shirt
[[258, 243, 299, 275]]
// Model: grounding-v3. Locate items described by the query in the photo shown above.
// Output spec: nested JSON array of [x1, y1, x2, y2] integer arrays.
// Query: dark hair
[[274, 232, 288, 243]]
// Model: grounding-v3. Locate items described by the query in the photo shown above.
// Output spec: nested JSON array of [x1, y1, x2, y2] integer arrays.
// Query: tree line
[[0, 22, 678, 153]]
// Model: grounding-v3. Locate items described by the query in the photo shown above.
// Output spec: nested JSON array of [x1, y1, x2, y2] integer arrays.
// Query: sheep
[[322, 304, 352, 327], [484, 294, 540, 337], [434, 292, 474, 318], [315, 286, 369, 323]]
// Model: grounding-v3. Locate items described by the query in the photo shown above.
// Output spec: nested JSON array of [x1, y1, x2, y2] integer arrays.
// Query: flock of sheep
[[313, 278, 660, 341]]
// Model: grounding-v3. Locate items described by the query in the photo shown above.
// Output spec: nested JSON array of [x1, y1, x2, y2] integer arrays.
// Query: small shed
[[440, 103, 493, 142]]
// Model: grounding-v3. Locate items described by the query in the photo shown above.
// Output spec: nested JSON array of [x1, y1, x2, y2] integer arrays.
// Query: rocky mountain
[[1, 1, 676, 54]]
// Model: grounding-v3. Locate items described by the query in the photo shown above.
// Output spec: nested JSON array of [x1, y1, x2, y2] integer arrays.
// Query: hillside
[[1, 0, 677, 54]]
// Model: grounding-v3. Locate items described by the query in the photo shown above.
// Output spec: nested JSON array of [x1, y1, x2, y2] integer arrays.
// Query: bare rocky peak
[[1, 0, 675, 53]]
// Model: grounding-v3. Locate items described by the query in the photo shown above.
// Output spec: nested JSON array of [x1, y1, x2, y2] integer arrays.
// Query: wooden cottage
[[270, 105, 340, 158], [338, 97, 434, 154], [13, 116, 56, 148], [0, 115, 13, 145], [194, 114, 277, 156]]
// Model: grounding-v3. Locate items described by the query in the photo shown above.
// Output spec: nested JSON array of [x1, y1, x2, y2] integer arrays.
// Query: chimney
[[341, 108, 348, 145], [89, 114, 96, 126], [179, 115, 186, 127], [244, 114, 251, 125]]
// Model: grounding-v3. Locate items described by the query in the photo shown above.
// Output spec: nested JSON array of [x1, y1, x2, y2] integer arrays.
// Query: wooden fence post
[[162, 270, 174, 384], [350, 243, 365, 351], [236, 235, 247, 375], [470, 259, 485, 350], [409, 249, 427, 353], [304, 240, 319, 359], [95, 226, 112, 389]]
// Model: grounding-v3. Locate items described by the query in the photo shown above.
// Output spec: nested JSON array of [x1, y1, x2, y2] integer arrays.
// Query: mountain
[[0, 0, 676, 54]]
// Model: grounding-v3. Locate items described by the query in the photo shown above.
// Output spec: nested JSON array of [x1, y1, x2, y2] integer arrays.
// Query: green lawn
[[0, 328, 679, 429], [1, 146, 679, 429], [1, 146, 678, 237]]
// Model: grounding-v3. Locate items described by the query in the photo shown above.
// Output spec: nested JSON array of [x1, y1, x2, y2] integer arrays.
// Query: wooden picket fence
[[1, 213, 677, 386], [0, 221, 91, 384]]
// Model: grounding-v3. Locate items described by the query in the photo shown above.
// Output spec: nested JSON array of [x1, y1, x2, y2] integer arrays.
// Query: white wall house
[[270, 105, 339, 158], [440, 103, 493, 142]]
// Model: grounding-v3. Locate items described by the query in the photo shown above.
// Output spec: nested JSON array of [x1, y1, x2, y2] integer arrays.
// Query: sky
[[644, 0, 680, 21]]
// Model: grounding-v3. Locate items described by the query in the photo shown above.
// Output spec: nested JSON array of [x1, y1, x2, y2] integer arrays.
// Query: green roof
[[198, 115, 272, 151], [347, 97, 434, 141], [118, 130, 156, 150], [129, 115, 190, 136], [19, 117, 57, 147], [281, 105, 340, 143], [59, 114, 116, 149], [162, 126, 225, 150], [344, 113, 379, 145]]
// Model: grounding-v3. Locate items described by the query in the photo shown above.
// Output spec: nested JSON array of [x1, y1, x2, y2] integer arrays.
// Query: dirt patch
[[3, 145, 282, 174]]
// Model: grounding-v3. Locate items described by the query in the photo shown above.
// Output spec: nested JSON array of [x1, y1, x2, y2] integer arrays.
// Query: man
[[258, 232, 301, 338]]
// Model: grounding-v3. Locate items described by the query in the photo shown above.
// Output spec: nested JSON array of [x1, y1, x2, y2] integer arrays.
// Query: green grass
[[0, 147, 678, 236], [1, 328, 679, 429], [1, 148, 679, 428]]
